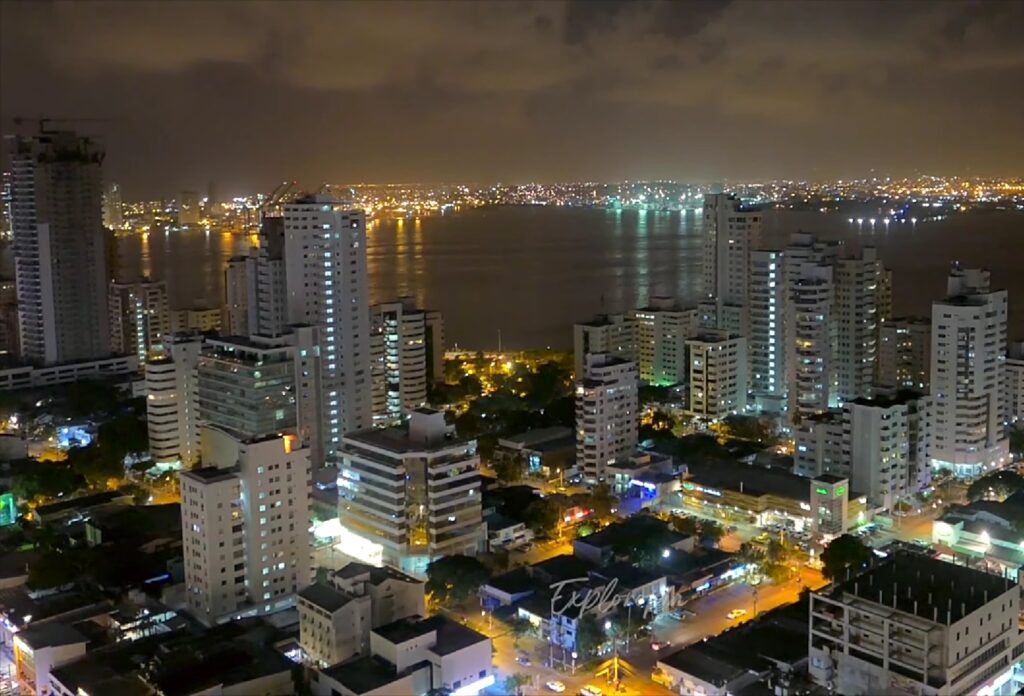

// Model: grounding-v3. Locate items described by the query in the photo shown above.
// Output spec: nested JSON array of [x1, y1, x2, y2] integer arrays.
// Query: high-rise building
[[833, 248, 884, 404], [575, 353, 638, 483], [574, 297, 696, 386], [108, 278, 170, 365], [795, 392, 931, 509], [809, 552, 1023, 696], [102, 182, 123, 229], [252, 215, 287, 337], [749, 250, 787, 413], [0, 279, 19, 358], [179, 190, 201, 225], [1007, 341, 1024, 427], [701, 193, 761, 338], [788, 262, 835, 422], [370, 298, 444, 425], [929, 266, 1009, 477], [222, 256, 252, 337], [685, 331, 748, 421], [181, 426, 311, 626], [7, 129, 111, 364], [170, 306, 221, 333], [878, 317, 931, 394], [283, 194, 372, 454], [424, 308, 445, 386], [337, 409, 483, 577], [146, 333, 203, 465], [573, 314, 633, 378], [626, 297, 697, 386]]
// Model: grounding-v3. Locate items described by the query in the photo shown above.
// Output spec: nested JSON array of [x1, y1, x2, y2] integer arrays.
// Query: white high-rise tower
[[929, 266, 1009, 477], [283, 195, 372, 454], [700, 193, 761, 337]]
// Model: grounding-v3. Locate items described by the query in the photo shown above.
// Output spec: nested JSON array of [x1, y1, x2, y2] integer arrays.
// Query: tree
[[493, 454, 526, 484], [506, 616, 533, 647], [966, 470, 1024, 502], [63, 379, 121, 419], [502, 673, 531, 696], [575, 614, 606, 658], [761, 561, 792, 584], [426, 555, 490, 606], [717, 415, 776, 445], [584, 483, 617, 521], [699, 520, 725, 546], [1010, 428, 1024, 457], [821, 534, 871, 581], [522, 498, 560, 537], [670, 515, 700, 536]]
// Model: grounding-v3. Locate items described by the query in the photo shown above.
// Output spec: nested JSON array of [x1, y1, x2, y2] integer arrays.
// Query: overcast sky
[[2, 0, 1022, 198]]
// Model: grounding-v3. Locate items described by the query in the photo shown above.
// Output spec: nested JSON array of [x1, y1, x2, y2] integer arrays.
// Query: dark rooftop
[[333, 561, 423, 586], [485, 567, 536, 596], [299, 582, 353, 613], [321, 655, 403, 695], [499, 427, 574, 448], [836, 551, 1015, 624], [181, 466, 237, 483], [151, 642, 293, 696], [531, 554, 594, 584], [19, 622, 87, 649], [813, 473, 848, 485], [344, 424, 467, 453], [372, 615, 487, 655], [686, 460, 811, 502], [575, 516, 688, 552], [36, 490, 131, 517]]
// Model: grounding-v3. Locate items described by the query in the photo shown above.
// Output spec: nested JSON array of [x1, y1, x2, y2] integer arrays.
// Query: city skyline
[[2, 1, 1023, 198]]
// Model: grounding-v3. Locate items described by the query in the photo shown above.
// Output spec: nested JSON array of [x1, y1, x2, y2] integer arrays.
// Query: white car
[[727, 608, 748, 620], [546, 680, 566, 692]]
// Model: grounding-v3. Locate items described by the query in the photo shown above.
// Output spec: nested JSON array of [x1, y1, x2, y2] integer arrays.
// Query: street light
[[571, 651, 577, 675]]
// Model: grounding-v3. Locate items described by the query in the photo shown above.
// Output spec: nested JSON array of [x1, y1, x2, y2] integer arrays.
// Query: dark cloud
[[1, 0, 1021, 197]]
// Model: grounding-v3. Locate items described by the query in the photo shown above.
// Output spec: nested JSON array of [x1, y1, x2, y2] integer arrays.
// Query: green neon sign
[[815, 487, 829, 496], [683, 482, 695, 491], [835, 486, 846, 497]]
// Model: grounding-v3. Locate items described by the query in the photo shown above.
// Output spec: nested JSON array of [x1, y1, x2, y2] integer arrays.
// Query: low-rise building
[[809, 551, 1024, 696], [932, 492, 1024, 580], [572, 516, 694, 566], [298, 562, 426, 668], [314, 615, 492, 696], [485, 512, 534, 551], [494, 426, 576, 479], [13, 622, 88, 696]]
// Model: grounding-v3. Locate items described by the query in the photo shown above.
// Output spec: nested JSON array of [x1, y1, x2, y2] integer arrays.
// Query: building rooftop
[[299, 582, 353, 613], [499, 427, 574, 449], [35, 490, 131, 517], [485, 567, 536, 596], [343, 424, 468, 454], [846, 390, 928, 409], [836, 552, 1015, 625], [181, 466, 238, 484], [371, 615, 487, 655], [19, 621, 87, 649], [813, 473, 848, 485], [150, 642, 293, 696], [486, 512, 524, 532], [686, 460, 812, 502], [333, 561, 423, 587], [0, 550, 38, 583], [531, 554, 594, 584], [575, 516, 689, 552], [321, 655, 405, 695]]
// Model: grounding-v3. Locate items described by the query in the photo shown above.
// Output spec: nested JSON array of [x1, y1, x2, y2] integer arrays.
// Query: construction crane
[[262, 180, 296, 210]]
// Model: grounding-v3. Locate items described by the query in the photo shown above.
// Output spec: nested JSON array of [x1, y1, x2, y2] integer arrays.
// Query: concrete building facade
[[575, 353, 639, 483]]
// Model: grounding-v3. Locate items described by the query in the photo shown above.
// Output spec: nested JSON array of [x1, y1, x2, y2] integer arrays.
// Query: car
[[546, 681, 566, 693], [579, 686, 604, 696], [727, 609, 748, 620], [652, 640, 671, 651]]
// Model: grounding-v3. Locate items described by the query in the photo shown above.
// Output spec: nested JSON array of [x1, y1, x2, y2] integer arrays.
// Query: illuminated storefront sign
[[682, 481, 722, 497]]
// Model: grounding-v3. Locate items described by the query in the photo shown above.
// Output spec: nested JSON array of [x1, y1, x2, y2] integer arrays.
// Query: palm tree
[[503, 673, 531, 696]]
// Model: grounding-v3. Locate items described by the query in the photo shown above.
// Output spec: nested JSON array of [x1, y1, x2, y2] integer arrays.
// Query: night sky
[[2, 0, 1022, 198]]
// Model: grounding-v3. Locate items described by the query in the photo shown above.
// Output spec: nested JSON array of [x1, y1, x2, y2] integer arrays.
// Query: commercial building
[[494, 426, 575, 479], [686, 331, 748, 421], [283, 194, 372, 452], [145, 333, 203, 466], [810, 474, 850, 536], [932, 492, 1024, 581], [298, 561, 426, 667], [7, 128, 111, 364], [0, 354, 136, 392], [370, 298, 444, 425], [682, 459, 866, 533], [930, 266, 1009, 477], [575, 353, 639, 483], [878, 317, 931, 394], [336, 408, 483, 577], [180, 426, 312, 626], [13, 623, 88, 696], [809, 551, 1024, 696], [109, 278, 170, 366], [749, 249, 788, 414], [794, 392, 932, 509], [313, 615, 492, 696], [701, 193, 762, 338]]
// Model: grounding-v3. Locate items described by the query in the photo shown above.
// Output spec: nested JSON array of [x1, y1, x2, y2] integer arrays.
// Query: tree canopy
[[426, 555, 490, 606], [821, 534, 871, 581], [966, 470, 1024, 502]]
